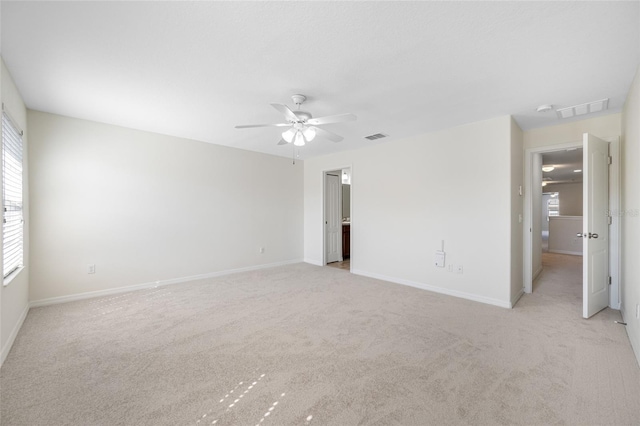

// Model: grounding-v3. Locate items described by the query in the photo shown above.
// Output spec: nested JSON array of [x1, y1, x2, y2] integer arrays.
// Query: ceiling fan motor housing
[[291, 94, 306, 106], [293, 110, 312, 122], [235, 93, 354, 145]]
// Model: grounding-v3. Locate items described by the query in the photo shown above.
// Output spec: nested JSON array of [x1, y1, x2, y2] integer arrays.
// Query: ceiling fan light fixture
[[236, 94, 355, 147], [282, 128, 296, 143], [302, 126, 316, 141], [294, 131, 305, 146], [542, 165, 555, 172]]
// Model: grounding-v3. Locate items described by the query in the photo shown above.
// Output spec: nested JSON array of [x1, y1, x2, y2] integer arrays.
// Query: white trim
[[524, 141, 582, 294], [29, 259, 303, 308], [548, 249, 582, 256], [321, 164, 353, 267], [0, 303, 29, 367], [621, 306, 640, 369], [523, 137, 621, 310], [304, 258, 323, 266], [323, 170, 343, 264], [3, 265, 25, 286], [510, 287, 525, 308], [608, 137, 621, 310], [351, 268, 511, 309], [533, 265, 543, 281]]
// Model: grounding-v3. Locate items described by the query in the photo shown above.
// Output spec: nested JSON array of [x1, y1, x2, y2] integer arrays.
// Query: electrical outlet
[[456, 265, 463, 274], [448, 264, 454, 272], [259, 247, 265, 254], [88, 264, 95, 274]]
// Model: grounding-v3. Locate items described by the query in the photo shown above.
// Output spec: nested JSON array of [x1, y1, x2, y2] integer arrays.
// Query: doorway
[[541, 192, 559, 252], [523, 135, 621, 317], [323, 167, 352, 270]]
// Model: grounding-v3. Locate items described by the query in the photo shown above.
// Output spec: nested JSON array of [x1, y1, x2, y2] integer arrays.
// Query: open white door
[[582, 133, 609, 319], [324, 173, 341, 263]]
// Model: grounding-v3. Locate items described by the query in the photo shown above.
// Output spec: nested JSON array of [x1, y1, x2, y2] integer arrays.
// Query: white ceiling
[[542, 149, 583, 185], [1, 1, 639, 160]]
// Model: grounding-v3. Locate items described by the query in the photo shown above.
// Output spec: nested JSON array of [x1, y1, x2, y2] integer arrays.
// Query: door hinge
[[609, 276, 612, 285], [608, 156, 612, 165], [608, 216, 612, 225]]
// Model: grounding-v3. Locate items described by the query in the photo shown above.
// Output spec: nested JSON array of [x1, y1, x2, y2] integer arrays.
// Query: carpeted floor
[[1, 253, 639, 425]]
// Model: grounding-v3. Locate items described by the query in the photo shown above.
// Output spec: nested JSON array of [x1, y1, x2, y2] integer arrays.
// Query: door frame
[[322, 165, 353, 266], [522, 138, 620, 309], [324, 170, 342, 264]]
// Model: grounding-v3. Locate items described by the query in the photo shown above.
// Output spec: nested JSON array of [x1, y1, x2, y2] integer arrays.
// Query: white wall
[[524, 113, 621, 149], [621, 64, 640, 366], [305, 116, 515, 308], [544, 182, 582, 216], [28, 111, 303, 302], [532, 153, 543, 278], [548, 216, 582, 255], [510, 117, 524, 305], [1, 58, 30, 365]]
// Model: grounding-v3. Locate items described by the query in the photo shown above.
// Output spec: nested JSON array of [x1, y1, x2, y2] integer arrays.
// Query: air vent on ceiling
[[556, 98, 609, 119], [365, 133, 388, 140]]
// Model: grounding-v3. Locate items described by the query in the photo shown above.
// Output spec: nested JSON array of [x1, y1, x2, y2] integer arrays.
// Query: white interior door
[[325, 173, 341, 263], [582, 133, 609, 319]]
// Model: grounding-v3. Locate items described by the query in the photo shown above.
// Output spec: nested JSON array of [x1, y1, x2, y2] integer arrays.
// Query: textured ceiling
[[1, 1, 639, 159]]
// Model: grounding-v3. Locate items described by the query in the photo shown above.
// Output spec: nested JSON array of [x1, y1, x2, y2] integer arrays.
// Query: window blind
[[2, 110, 24, 279]]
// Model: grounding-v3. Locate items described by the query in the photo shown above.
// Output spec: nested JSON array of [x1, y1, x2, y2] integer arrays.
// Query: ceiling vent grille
[[556, 98, 609, 119], [365, 133, 388, 140]]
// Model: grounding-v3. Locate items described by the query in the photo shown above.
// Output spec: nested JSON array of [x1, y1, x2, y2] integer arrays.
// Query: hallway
[[533, 252, 582, 303]]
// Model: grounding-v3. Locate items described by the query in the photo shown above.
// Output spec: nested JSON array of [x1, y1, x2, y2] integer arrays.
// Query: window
[[547, 195, 560, 217], [2, 107, 24, 280]]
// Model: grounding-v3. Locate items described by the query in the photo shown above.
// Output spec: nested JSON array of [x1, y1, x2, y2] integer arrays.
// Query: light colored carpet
[[1, 253, 639, 425]]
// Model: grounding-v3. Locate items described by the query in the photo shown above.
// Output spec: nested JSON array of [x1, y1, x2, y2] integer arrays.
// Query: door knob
[[589, 233, 599, 239], [577, 233, 584, 238]]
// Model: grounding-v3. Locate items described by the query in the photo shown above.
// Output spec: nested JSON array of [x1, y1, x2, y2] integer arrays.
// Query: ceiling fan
[[235, 94, 356, 146]]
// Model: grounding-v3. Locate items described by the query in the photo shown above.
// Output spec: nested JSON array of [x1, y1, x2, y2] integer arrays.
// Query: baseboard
[[30, 259, 303, 308], [303, 258, 323, 266], [533, 265, 543, 281], [0, 303, 29, 367], [510, 287, 525, 308], [351, 269, 511, 309], [621, 306, 640, 369], [548, 249, 582, 256]]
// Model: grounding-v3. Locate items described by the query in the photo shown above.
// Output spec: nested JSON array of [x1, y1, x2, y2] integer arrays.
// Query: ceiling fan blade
[[307, 113, 357, 126], [270, 103, 299, 122], [313, 126, 343, 143], [235, 123, 290, 129], [277, 139, 289, 145]]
